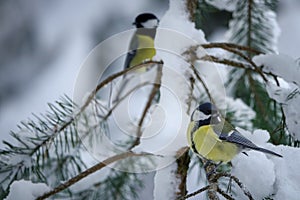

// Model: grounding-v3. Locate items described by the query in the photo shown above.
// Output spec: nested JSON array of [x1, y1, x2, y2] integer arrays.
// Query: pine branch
[[80, 60, 163, 117], [36, 151, 150, 200], [181, 185, 210, 199], [227, 0, 279, 55], [182, 171, 254, 200], [0, 60, 164, 196], [224, 0, 284, 138], [199, 54, 267, 82], [201, 42, 261, 55], [213, 173, 254, 200]]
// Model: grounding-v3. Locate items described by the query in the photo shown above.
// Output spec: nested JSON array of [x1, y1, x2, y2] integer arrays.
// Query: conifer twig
[[181, 185, 211, 199], [201, 42, 261, 55], [24, 61, 164, 158], [199, 55, 267, 83], [36, 151, 150, 200], [212, 173, 254, 200]]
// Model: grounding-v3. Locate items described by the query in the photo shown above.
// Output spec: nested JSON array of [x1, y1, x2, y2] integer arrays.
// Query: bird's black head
[[198, 102, 218, 115], [191, 102, 221, 124], [133, 13, 159, 28]]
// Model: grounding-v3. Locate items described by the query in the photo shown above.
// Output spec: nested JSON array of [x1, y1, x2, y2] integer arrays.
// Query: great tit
[[125, 13, 159, 71], [187, 102, 282, 163], [114, 13, 160, 103]]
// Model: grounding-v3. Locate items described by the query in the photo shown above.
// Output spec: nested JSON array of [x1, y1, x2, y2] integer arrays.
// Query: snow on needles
[[254, 53, 300, 86], [254, 53, 300, 140], [5, 180, 49, 200]]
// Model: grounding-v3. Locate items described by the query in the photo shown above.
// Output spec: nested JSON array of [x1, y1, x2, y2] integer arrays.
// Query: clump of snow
[[266, 82, 300, 140], [269, 145, 300, 200], [254, 54, 300, 140], [254, 54, 300, 86], [157, 0, 206, 55], [206, 0, 239, 12], [232, 151, 276, 199], [231, 128, 300, 199], [232, 129, 277, 199], [5, 180, 49, 200]]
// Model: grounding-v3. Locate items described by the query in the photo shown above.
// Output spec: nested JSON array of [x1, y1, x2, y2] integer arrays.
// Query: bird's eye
[[191, 109, 210, 121]]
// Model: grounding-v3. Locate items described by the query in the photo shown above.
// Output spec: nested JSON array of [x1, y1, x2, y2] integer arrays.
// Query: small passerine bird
[[187, 102, 282, 163], [114, 13, 160, 103], [125, 13, 159, 71]]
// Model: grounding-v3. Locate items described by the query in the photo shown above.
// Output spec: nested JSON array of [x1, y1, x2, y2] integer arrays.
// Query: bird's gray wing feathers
[[124, 34, 139, 69], [219, 131, 282, 157], [124, 50, 136, 69]]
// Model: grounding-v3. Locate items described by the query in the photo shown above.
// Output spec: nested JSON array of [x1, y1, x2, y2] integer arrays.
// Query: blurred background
[[0, 0, 299, 147]]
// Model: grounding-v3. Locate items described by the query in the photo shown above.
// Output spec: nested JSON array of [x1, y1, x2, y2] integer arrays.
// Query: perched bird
[[187, 102, 282, 163], [125, 13, 159, 71], [114, 13, 160, 103]]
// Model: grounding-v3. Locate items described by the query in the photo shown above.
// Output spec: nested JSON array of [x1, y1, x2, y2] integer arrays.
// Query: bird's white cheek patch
[[141, 19, 159, 28], [192, 110, 210, 121]]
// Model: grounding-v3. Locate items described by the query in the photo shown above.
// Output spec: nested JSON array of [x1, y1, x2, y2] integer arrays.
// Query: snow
[[158, 0, 206, 47], [153, 160, 180, 200], [206, 0, 239, 12], [254, 53, 300, 86], [123, 0, 207, 162], [267, 82, 300, 140], [231, 128, 300, 200], [254, 53, 300, 139], [186, 156, 207, 200], [270, 145, 300, 200], [1, 0, 300, 199], [232, 151, 276, 199], [225, 0, 280, 54], [231, 129, 277, 199], [5, 180, 49, 200]]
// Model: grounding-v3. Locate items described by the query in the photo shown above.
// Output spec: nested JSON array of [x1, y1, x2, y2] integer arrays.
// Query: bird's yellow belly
[[130, 48, 156, 72], [130, 35, 156, 72], [188, 124, 239, 163]]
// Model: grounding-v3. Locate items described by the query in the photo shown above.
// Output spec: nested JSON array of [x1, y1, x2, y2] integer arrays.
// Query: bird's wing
[[124, 34, 139, 69], [219, 130, 259, 150], [219, 130, 282, 157]]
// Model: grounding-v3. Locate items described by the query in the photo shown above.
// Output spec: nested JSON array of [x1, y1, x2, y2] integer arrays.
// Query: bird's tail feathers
[[255, 146, 282, 158]]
